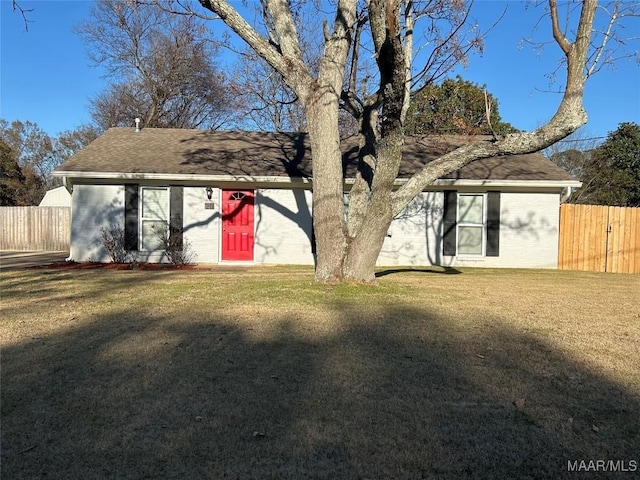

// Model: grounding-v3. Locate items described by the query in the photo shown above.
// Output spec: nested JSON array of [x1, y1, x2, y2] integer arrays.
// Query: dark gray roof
[[55, 127, 576, 183]]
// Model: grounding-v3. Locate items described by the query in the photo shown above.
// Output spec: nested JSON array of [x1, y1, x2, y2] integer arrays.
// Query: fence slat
[[0, 207, 70, 251], [559, 204, 640, 274], [609, 207, 620, 274], [628, 208, 639, 274]]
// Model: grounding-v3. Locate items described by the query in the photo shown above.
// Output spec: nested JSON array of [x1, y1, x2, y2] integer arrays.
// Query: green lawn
[[1, 266, 638, 479]]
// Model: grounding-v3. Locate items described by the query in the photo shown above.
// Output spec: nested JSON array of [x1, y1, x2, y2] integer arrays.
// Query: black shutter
[[170, 186, 183, 250], [124, 184, 139, 251], [443, 190, 457, 256], [486, 191, 501, 257]]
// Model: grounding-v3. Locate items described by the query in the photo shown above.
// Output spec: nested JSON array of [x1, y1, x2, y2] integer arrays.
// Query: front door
[[221, 190, 255, 261]]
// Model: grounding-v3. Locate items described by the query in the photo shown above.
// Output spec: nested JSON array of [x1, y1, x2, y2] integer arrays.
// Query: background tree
[[405, 76, 518, 135], [77, 0, 235, 130], [1, 140, 25, 206], [0, 120, 98, 205], [152, 0, 636, 283], [0, 141, 44, 207], [0, 119, 54, 182], [233, 52, 308, 132], [571, 122, 640, 206], [233, 51, 360, 135], [53, 125, 101, 162], [0, 119, 53, 204], [544, 128, 601, 179], [549, 148, 591, 179]]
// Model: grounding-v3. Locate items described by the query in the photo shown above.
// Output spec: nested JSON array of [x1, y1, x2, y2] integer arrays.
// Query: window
[[123, 185, 183, 253], [140, 187, 169, 251], [229, 191, 247, 201], [457, 194, 485, 255], [443, 191, 500, 257]]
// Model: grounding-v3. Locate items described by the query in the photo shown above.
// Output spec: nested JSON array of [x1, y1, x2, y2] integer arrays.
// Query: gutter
[[61, 176, 73, 193], [52, 170, 313, 185], [52, 170, 582, 190]]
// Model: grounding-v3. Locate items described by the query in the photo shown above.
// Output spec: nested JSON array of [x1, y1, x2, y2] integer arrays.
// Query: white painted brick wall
[[492, 192, 560, 268], [70, 184, 124, 262], [183, 187, 220, 264], [378, 192, 443, 266], [441, 192, 560, 269], [254, 188, 314, 264], [69, 184, 560, 269], [377, 191, 560, 269]]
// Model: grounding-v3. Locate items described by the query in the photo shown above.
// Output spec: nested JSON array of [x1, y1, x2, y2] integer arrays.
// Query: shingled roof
[[55, 127, 577, 184]]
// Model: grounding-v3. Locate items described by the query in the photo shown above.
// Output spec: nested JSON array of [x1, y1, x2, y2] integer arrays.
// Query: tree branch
[[11, 0, 33, 31], [391, 0, 598, 216], [196, 0, 314, 101], [550, 0, 572, 55], [264, 0, 304, 61]]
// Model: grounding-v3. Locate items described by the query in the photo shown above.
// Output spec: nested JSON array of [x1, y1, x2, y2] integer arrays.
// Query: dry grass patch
[[1, 266, 638, 479]]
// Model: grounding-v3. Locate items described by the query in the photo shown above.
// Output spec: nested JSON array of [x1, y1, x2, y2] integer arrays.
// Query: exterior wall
[[441, 192, 560, 269], [183, 186, 220, 263], [254, 188, 314, 264], [378, 192, 443, 266], [69, 184, 221, 264], [70, 184, 124, 262], [378, 191, 561, 269], [479, 192, 560, 269], [69, 182, 561, 269]]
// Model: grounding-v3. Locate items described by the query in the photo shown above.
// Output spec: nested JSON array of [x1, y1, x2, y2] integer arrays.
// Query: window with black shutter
[[442, 191, 501, 257]]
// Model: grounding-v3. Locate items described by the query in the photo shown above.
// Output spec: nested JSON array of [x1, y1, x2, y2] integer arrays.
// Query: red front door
[[221, 190, 255, 261]]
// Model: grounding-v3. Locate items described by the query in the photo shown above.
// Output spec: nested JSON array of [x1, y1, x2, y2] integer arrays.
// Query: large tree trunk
[[342, 204, 394, 282], [338, 0, 406, 283], [306, 91, 348, 283]]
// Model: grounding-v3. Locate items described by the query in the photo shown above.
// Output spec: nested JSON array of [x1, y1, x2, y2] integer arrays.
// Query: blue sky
[[1, 0, 639, 142]]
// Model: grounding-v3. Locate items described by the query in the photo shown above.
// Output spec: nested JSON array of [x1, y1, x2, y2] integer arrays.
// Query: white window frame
[[139, 186, 170, 252], [343, 191, 350, 222], [457, 193, 487, 256]]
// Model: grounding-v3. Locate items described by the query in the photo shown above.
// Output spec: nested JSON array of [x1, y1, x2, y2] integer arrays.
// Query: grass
[[1, 266, 639, 479]]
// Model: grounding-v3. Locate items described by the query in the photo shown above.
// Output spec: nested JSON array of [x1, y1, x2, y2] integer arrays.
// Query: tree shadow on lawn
[[376, 266, 462, 277], [2, 296, 638, 479], [0, 269, 148, 302]]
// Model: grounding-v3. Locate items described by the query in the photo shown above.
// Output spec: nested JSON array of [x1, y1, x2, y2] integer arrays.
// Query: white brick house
[[53, 128, 580, 268]]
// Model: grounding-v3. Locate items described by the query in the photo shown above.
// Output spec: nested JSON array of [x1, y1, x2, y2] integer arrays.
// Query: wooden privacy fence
[[558, 204, 639, 274], [0, 207, 71, 251]]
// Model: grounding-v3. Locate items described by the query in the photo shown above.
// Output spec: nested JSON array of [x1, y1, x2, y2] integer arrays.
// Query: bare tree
[[232, 52, 307, 132], [77, 0, 235, 130], [154, 1, 634, 282], [0, 119, 55, 203], [53, 125, 101, 163], [230, 4, 360, 135], [0, 120, 101, 203], [543, 128, 601, 180], [0, 119, 53, 180]]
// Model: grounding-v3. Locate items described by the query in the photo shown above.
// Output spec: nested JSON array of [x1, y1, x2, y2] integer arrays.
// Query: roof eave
[[53, 170, 581, 189], [414, 178, 583, 189], [52, 171, 313, 185]]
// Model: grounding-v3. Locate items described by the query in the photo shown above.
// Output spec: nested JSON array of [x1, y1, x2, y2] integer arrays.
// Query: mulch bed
[[31, 261, 198, 271]]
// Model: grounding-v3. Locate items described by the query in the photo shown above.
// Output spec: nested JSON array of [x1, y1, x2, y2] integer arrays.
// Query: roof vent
[[135, 118, 141, 132]]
